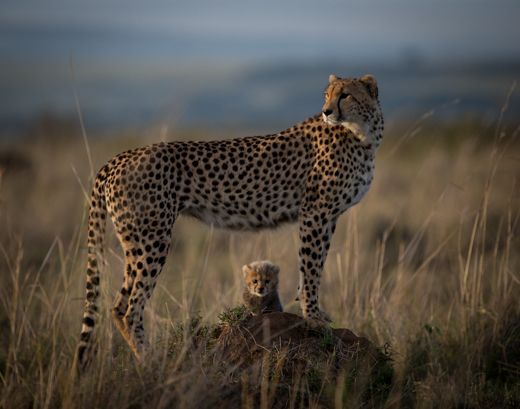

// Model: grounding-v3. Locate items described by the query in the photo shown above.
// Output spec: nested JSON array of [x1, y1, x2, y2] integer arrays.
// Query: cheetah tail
[[76, 169, 108, 370]]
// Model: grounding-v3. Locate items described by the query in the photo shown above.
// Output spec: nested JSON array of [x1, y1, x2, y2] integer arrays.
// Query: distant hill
[[1, 59, 519, 137]]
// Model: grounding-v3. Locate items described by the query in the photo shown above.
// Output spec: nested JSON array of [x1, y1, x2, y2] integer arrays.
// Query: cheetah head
[[243, 261, 280, 297], [322, 75, 380, 139]]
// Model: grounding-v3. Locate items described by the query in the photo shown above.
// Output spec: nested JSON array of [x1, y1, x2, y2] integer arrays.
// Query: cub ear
[[329, 75, 341, 84], [272, 265, 280, 275], [360, 75, 378, 99], [242, 265, 252, 277]]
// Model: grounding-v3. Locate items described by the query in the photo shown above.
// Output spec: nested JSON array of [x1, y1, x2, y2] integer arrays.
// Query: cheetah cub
[[242, 261, 284, 315]]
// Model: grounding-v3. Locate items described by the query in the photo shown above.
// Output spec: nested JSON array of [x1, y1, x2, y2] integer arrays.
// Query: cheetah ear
[[272, 265, 280, 275], [329, 75, 341, 84], [242, 265, 252, 277], [360, 75, 378, 99]]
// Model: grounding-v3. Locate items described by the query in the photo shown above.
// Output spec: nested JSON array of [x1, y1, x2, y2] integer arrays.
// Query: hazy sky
[[1, 0, 519, 132], [2, 0, 520, 65]]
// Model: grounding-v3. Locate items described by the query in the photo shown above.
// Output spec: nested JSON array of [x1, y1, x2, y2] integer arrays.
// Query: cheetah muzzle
[[76, 74, 384, 366]]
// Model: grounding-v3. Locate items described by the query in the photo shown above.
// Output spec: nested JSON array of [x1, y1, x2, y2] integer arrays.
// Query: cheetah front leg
[[297, 210, 338, 328]]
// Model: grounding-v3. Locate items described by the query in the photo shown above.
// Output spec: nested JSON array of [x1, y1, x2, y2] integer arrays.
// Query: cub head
[[322, 74, 381, 139], [243, 261, 280, 297]]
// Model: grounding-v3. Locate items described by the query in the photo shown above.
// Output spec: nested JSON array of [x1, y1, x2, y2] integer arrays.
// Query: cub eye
[[253, 279, 258, 284], [265, 280, 270, 284], [340, 93, 350, 100]]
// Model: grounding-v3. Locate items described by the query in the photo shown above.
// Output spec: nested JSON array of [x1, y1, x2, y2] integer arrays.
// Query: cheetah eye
[[340, 93, 350, 100], [265, 280, 270, 284], [253, 279, 258, 284]]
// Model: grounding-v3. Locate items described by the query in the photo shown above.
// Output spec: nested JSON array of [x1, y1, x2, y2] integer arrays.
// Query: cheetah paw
[[305, 310, 332, 330], [319, 308, 332, 324], [305, 316, 330, 330]]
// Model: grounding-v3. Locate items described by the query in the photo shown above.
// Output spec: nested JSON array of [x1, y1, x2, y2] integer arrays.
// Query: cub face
[[243, 261, 280, 297], [322, 74, 379, 136]]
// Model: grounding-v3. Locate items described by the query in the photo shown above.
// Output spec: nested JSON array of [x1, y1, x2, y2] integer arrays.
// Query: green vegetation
[[0, 102, 519, 407]]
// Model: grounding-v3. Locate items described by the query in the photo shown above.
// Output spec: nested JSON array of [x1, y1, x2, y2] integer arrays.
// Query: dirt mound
[[212, 312, 378, 371], [170, 309, 391, 407]]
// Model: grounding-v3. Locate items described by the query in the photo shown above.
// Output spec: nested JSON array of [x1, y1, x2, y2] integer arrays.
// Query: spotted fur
[[76, 74, 383, 366]]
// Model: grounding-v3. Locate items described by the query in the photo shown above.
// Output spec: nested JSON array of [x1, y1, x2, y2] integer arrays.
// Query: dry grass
[[0, 98, 519, 407]]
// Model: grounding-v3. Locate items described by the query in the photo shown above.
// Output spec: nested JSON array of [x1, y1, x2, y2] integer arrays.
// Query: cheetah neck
[[341, 119, 383, 152], [342, 122, 370, 142]]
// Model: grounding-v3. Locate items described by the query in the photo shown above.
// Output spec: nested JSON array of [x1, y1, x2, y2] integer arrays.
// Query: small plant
[[170, 311, 211, 350], [217, 304, 250, 326], [319, 327, 335, 349], [366, 344, 395, 403]]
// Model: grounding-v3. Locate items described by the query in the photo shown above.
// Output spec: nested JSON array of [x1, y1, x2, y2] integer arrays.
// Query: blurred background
[[1, 0, 519, 136], [2, 3, 520, 405]]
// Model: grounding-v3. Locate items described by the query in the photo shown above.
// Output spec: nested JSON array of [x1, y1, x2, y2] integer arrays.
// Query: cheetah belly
[[181, 192, 303, 231]]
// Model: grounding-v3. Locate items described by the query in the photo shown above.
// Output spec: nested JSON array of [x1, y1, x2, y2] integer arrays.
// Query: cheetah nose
[[258, 287, 264, 293], [322, 109, 332, 116]]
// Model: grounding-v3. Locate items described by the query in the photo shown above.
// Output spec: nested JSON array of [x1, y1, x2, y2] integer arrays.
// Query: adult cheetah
[[77, 74, 383, 365]]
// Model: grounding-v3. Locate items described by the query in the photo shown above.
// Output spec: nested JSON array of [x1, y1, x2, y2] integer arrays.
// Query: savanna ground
[[1, 90, 519, 408]]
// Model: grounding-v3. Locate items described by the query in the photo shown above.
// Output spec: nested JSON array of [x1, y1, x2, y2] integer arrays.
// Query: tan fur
[[242, 261, 284, 315], [76, 74, 383, 366]]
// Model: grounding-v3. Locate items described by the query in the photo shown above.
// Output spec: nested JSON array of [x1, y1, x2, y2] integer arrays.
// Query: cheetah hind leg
[[112, 256, 137, 349], [113, 242, 170, 362], [110, 247, 148, 360], [113, 277, 151, 361]]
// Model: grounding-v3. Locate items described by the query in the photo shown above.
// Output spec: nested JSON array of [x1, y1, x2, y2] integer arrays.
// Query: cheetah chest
[[343, 155, 375, 209]]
